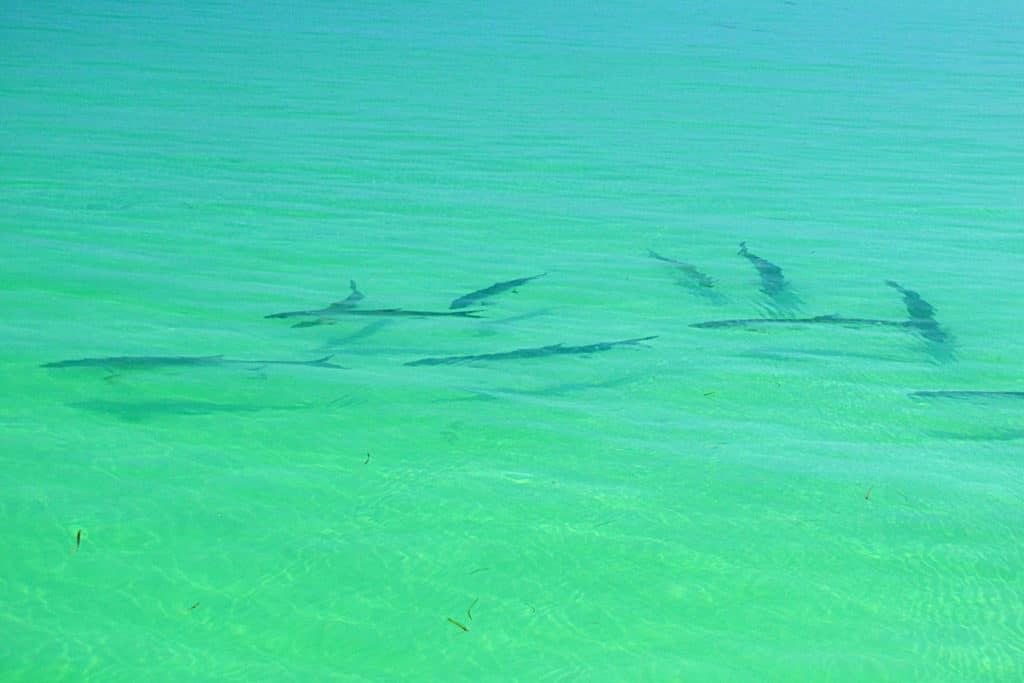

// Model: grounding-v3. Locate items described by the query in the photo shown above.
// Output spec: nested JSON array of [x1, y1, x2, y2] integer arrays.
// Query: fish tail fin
[[311, 355, 346, 369]]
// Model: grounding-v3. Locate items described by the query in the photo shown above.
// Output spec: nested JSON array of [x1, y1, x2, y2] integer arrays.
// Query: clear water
[[3, 1, 1023, 680]]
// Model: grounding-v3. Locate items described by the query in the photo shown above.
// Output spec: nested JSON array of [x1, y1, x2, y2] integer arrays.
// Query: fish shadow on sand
[[648, 250, 727, 305], [737, 242, 802, 315]]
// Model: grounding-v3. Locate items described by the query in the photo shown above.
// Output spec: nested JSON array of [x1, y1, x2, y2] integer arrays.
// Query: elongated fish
[[692, 312, 953, 361], [405, 336, 657, 366], [449, 273, 546, 310], [910, 391, 1024, 400], [691, 315, 915, 330], [285, 309, 483, 328], [41, 355, 345, 370]]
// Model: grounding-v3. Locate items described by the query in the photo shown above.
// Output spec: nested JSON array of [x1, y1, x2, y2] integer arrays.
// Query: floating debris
[[447, 617, 469, 632]]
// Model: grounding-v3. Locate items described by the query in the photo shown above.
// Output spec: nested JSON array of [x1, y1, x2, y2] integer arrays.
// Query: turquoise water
[[3, 1, 1023, 680]]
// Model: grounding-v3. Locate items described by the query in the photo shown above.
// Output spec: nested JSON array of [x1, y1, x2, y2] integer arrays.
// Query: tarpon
[[449, 273, 546, 310], [267, 279, 481, 321], [287, 308, 483, 327], [691, 315, 917, 330], [41, 355, 345, 370], [405, 336, 657, 366], [909, 391, 1024, 400]]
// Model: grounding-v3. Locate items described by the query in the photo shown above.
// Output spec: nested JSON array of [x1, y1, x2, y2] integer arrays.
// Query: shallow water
[[3, 1, 1023, 680]]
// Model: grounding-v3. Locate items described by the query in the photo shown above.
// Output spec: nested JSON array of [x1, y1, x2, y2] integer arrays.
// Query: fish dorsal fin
[[330, 280, 365, 308], [346, 280, 365, 302]]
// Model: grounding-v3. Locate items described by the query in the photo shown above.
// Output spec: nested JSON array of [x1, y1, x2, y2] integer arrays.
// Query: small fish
[[75, 529, 81, 552], [405, 336, 657, 367], [449, 273, 546, 310], [467, 598, 478, 621]]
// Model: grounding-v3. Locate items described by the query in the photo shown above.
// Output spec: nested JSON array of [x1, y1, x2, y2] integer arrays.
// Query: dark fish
[[405, 336, 657, 366], [289, 309, 484, 328], [41, 355, 345, 370], [691, 315, 915, 330], [449, 273, 546, 310], [909, 391, 1024, 400], [693, 313, 954, 362], [648, 250, 716, 288], [265, 280, 366, 319], [738, 242, 788, 296]]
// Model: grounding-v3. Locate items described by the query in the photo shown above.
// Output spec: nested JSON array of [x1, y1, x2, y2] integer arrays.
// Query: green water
[[3, 1, 1023, 680]]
